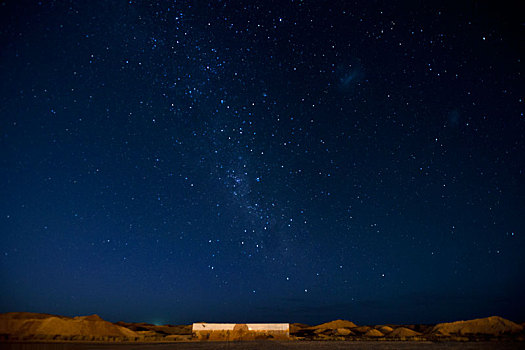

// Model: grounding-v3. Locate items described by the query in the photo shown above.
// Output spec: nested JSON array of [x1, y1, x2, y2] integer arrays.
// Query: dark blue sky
[[1, 0, 524, 326]]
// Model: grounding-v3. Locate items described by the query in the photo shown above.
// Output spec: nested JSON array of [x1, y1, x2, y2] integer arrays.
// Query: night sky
[[1, 1, 524, 326]]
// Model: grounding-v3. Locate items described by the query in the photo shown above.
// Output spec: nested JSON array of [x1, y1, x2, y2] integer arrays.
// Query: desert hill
[[289, 322, 309, 333], [1, 312, 523, 343], [310, 319, 357, 330], [115, 320, 191, 334], [377, 325, 394, 334], [431, 316, 523, 336], [363, 328, 384, 337], [352, 325, 372, 334], [387, 327, 422, 339], [291, 316, 524, 342], [0, 312, 138, 341]]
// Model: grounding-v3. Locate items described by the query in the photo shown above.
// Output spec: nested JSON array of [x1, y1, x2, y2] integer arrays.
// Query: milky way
[[1, 1, 523, 325]]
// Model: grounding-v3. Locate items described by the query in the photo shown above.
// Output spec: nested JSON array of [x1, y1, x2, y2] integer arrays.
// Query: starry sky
[[1, 1, 524, 326]]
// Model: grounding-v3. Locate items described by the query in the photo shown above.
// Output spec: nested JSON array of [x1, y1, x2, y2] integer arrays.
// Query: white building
[[192, 323, 289, 340]]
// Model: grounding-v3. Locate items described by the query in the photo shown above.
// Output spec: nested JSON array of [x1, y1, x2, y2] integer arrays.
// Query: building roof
[[192, 323, 289, 331]]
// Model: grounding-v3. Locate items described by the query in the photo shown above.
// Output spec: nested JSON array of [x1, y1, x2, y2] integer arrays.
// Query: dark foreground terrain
[[2, 313, 524, 348], [2, 342, 524, 350]]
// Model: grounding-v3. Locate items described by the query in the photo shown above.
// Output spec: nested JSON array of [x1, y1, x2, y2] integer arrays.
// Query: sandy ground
[[1, 342, 524, 350]]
